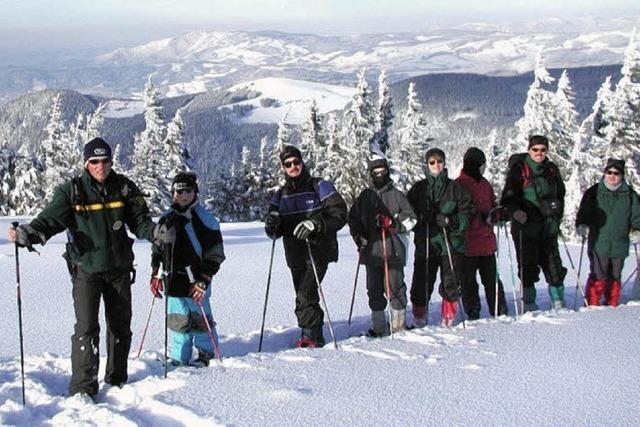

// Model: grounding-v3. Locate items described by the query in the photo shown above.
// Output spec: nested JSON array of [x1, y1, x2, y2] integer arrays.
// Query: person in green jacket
[[8, 138, 175, 401], [576, 158, 640, 307]]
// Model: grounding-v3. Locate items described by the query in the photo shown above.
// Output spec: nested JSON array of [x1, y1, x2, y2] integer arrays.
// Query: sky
[[1, 0, 639, 57]]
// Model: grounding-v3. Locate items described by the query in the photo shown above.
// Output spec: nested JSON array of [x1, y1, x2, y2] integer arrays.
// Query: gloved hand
[[265, 211, 281, 238], [512, 209, 527, 225], [375, 214, 394, 230], [153, 223, 176, 245], [150, 273, 164, 299], [9, 225, 30, 247], [353, 235, 368, 250], [436, 213, 455, 230], [189, 281, 208, 303], [293, 220, 317, 240], [576, 224, 588, 238], [487, 206, 505, 225]]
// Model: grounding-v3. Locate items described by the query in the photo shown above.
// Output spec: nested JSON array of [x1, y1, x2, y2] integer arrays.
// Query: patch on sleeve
[[317, 180, 337, 201]]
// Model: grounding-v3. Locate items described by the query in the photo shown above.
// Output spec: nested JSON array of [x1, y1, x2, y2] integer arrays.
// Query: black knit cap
[[83, 137, 112, 163], [528, 135, 549, 149], [463, 147, 486, 181], [604, 158, 625, 175], [172, 171, 199, 193], [425, 147, 446, 163], [279, 145, 303, 164], [368, 157, 389, 173]]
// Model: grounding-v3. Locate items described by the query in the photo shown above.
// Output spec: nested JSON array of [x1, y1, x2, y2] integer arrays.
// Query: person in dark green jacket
[[576, 158, 640, 307], [8, 138, 174, 401], [407, 148, 474, 327], [500, 135, 567, 312]]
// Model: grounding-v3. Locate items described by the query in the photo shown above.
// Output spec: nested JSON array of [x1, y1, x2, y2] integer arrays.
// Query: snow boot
[[193, 351, 212, 367], [411, 304, 427, 328], [367, 310, 389, 337], [586, 279, 606, 306], [296, 326, 325, 348], [441, 299, 458, 327], [391, 308, 406, 333], [522, 286, 539, 312], [607, 280, 621, 307], [549, 284, 565, 310]]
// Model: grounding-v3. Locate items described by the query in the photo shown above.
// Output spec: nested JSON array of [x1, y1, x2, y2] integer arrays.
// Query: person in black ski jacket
[[576, 158, 640, 307], [408, 148, 474, 327], [150, 172, 225, 366], [264, 145, 347, 347], [8, 138, 173, 401], [348, 158, 417, 336], [500, 135, 566, 312]]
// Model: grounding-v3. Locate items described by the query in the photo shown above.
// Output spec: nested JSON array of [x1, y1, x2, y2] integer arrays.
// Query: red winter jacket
[[455, 171, 497, 256]]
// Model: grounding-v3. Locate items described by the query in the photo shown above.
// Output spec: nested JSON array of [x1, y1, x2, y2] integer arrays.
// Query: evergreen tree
[[0, 140, 15, 215], [112, 143, 124, 172], [323, 113, 350, 194], [551, 70, 579, 179], [299, 100, 322, 174], [484, 128, 511, 195], [269, 117, 290, 187], [373, 70, 394, 155], [163, 109, 191, 180], [9, 147, 45, 215]]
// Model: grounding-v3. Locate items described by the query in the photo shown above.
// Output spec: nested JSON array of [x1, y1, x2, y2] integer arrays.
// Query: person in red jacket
[[456, 147, 508, 319]]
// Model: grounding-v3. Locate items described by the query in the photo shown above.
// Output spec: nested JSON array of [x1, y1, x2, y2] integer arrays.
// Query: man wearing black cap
[[348, 157, 417, 336], [8, 137, 173, 401], [264, 145, 347, 347], [576, 158, 640, 306], [501, 135, 567, 311], [407, 147, 474, 327]]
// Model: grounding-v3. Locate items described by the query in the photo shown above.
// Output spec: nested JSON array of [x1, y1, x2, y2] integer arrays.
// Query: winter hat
[[172, 171, 199, 193], [527, 135, 549, 149], [83, 138, 112, 166], [279, 145, 303, 164], [425, 148, 446, 163], [368, 157, 389, 174], [462, 147, 486, 181], [604, 158, 625, 175]]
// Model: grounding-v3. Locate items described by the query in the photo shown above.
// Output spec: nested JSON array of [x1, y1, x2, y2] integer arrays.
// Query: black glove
[[265, 211, 281, 238], [153, 223, 177, 245], [10, 224, 43, 252], [487, 206, 505, 225], [375, 214, 395, 230], [353, 235, 368, 250], [512, 209, 527, 225], [293, 220, 317, 240], [436, 213, 456, 230]]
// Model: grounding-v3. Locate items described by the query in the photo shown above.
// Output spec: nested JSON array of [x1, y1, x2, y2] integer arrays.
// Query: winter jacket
[[268, 171, 347, 268], [151, 200, 226, 297], [456, 170, 497, 257], [576, 180, 640, 258], [26, 169, 155, 274], [348, 181, 417, 266], [407, 169, 475, 257], [500, 153, 565, 238]]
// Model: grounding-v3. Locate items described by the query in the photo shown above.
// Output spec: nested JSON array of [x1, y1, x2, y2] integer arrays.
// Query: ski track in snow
[[1, 218, 640, 425]]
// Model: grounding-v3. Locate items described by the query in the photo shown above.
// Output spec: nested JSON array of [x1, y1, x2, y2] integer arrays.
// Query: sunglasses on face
[[428, 159, 444, 166], [283, 159, 301, 168], [606, 170, 621, 176], [530, 147, 547, 153], [89, 159, 111, 165], [175, 188, 194, 195]]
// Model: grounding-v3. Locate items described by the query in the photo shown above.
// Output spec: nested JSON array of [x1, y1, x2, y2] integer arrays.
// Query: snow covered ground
[[1, 216, 639, 426]]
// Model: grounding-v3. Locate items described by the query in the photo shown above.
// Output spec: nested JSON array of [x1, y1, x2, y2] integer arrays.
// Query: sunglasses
[[89, 158, 111, 165], [605, 170, 621, 176], [530, 147, 547, 153], [175, 188, 194, 195], [283, 159, 301, 168], [428, 159, 444, 166]]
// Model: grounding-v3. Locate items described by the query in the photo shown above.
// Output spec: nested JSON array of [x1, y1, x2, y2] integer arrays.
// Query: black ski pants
[[511, 227, 566, 288], [410, 253, 461, 306], [460, 255, 508, 318], [69, 267, 132, 397], [290, 260, 327, 330], [365, 264, 407, 311]]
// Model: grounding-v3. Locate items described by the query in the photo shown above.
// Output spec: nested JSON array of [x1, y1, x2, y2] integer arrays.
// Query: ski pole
[[559, 234, 588, 308], [136, 292, 157, 359], [305, 239, 338, 349], [426, 222, 430, 323], [620, 266, 638, 291], [186, 266, 223, 363], [163, 241, 174, 379], [519, 229, 525, 314], [347, 248, 363, 325], [494, 224, 500, 317], [11, 222, 26, 406], [442, 227, 466, 329], [572, 236, 587, 310], [259, 238, 277, 352], [381, 226, 394, 339], [502, 223, 520, 316]]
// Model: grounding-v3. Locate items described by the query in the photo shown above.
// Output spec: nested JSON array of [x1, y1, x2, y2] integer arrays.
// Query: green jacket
[[27, 170, 155, 274], [576, 180, 640, 258]]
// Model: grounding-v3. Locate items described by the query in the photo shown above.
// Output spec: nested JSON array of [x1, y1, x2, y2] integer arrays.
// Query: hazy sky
[[1, 0, 639, 55]]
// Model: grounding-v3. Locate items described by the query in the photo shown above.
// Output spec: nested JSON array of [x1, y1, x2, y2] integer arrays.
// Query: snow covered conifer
[[163, 109, 191, 180], [551, 70, 579, 179], [373, 70, 394, 155], [299, 100, 323, 174]]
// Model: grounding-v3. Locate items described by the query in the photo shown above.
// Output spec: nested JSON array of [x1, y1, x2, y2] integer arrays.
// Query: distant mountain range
[[0, 16, 636, 103]]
